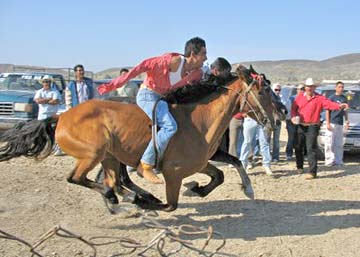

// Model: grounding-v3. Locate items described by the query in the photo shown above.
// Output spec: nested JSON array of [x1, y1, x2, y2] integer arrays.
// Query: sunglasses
[[274, 89, 281, 92], [42, 81, 50, 83]]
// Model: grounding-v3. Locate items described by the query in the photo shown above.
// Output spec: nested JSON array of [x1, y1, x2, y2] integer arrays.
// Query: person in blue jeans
[[98, 37, 207, 184], [240, 116, 273, 175]]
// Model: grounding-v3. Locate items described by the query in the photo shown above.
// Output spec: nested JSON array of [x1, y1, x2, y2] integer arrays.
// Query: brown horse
[[0, 66, 278, 212]]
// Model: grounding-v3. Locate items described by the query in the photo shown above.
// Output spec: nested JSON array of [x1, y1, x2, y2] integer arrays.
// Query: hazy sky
[[1, 0, 359, 72]]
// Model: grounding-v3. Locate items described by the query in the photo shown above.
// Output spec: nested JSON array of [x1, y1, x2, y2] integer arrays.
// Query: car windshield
[[0, 74, 63, 91]]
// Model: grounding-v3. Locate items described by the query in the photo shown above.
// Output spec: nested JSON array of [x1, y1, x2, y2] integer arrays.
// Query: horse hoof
[[182, 187, 202, 197], [183, 181, 199, 189], [164, 204, 177, 212], [122, 191, 136, 203], [109, 204, 142, 218], [244, 184, 255, 200]]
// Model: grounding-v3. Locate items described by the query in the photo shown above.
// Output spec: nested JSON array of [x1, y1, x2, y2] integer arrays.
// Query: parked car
[[316, 84, 360, 153], [0, 72, 66, 129]]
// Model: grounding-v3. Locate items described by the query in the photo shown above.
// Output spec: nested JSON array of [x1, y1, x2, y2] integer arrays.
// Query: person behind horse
[[34, 76, 60, 120], [269, 83, 282, 163], [116, 68, 139, 98], [291, 78, 348, 179], [66, 64, 94, 108], [284, 83, 305, 160], [98, 37, 207, 184]]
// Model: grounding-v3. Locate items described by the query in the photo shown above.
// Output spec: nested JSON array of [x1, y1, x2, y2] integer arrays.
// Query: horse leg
[[210, 149, 254, 199], [163, 176, 182, 212], [183, 163, 224, 197], [95, 161, 165, 211], [66, 158, 115, 203], [116, 163, 162, 204]]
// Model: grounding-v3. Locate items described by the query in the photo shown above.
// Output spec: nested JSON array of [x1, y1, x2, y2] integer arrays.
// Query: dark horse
[[0, 66, 280, 212]]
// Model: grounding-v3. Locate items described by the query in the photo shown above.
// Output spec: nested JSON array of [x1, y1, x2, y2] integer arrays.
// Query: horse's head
[[235, 65, 280, 130]]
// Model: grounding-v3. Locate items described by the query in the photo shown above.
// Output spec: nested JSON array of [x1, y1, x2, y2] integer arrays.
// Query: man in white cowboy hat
[[34, 76, 60, 120], [291, 78, 348, 179]]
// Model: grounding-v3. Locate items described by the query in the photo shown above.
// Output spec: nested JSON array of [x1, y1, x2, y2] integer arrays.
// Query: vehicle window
[[0, 74, 44, 91], [0, 77, 7, 90], [52, 76, 65, 92], [346, 91, 360, 110]]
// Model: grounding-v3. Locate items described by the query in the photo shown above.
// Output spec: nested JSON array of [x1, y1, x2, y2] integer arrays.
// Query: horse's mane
[[162, 74, 239, 104]]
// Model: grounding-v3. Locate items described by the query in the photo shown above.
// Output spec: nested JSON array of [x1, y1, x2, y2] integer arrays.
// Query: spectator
[[97, 37, 207, 184], [284, 84, 305, 160], [291, 78, 348, 179], [34, 76, 60, 120], [240, 116, 273, 175], [324, 81, 349, 166], [34, 76, 63, 156], [116, 68, 139, 98], [66, 64, 94, 108], [270, 83, 282, 163]]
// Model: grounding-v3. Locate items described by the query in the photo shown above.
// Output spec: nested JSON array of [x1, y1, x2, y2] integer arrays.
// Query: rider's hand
[[97, 84, 110, 95]]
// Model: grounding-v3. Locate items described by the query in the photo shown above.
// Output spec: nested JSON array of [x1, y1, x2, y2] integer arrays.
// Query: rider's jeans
[[136, 88, 177, 166]]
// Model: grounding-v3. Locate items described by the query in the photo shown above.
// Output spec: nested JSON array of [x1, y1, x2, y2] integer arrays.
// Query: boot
[[137, 162, 163, 184]]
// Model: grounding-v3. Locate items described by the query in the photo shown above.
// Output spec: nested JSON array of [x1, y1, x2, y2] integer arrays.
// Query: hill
[[236, 53, 360, 84], [1, 53, 360, 84]]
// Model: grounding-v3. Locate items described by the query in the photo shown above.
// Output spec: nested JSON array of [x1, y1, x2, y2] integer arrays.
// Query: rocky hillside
[[2, 53, 360, 84], [236, 53, 360, 84]]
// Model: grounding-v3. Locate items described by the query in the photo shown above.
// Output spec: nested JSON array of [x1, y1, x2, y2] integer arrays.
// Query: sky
[[1, 0, 360, 72]]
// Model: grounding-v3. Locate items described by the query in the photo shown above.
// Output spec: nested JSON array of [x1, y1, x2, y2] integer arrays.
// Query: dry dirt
[[0, 129, 359, 257]]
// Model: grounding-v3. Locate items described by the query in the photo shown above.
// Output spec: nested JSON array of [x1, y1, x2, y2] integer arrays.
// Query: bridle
[[225, 73, 271, 127]]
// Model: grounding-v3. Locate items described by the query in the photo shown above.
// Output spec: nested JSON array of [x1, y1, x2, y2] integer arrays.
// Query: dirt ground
[[0, 127, 359, 257]]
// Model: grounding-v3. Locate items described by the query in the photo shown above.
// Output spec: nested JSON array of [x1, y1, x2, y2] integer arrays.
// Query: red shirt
[[97, 52, 203, 95], [233, 112, 244, 120], [291, 92, 341, 123]]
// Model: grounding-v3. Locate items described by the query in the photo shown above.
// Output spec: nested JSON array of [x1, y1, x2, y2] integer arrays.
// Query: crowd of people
[[33, 36, 350, 184], [229, 78, 349, 180]]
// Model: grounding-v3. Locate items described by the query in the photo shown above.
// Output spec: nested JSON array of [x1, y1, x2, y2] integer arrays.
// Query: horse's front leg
[[210, 149, 254, 199], [162, 175, 182, 212]]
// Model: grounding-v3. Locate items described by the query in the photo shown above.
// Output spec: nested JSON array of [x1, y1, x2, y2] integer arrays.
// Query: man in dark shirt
[[324, 81, 349, 166]]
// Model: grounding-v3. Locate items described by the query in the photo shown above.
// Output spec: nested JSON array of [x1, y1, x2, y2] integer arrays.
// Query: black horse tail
[[0, 117, 58, 162]]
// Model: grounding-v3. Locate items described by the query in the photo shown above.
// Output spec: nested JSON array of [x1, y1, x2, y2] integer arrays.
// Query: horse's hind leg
[[183, 163, 224, 197], [67, 158, 113, 202]]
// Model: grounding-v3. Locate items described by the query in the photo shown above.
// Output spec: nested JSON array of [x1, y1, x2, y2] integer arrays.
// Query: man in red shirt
[[291, 78, 348, 179], [98, 37, 207, 184]]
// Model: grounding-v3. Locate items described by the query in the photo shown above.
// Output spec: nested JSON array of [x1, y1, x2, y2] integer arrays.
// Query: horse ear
[[249, 65, 257, 74]]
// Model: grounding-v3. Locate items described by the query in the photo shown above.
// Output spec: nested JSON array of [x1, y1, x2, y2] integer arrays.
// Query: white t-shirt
[[34, 88, 60, 120]]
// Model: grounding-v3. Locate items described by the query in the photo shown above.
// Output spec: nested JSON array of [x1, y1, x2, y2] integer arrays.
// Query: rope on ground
[[0, 211, 237, 257]]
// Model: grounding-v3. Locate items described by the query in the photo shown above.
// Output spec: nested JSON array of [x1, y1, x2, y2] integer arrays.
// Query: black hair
[[74, 64, 84, 72], [184, 37, 206, 57], [120, 68, 129, 74], [336, 81, 344, 86], [211, 57, 231, 74]]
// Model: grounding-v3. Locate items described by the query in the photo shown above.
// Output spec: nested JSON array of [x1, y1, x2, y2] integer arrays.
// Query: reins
[[223, 74, 270, 127]]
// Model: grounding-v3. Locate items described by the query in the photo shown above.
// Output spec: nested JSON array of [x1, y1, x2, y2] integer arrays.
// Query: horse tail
[[0, 117, 58, 162]]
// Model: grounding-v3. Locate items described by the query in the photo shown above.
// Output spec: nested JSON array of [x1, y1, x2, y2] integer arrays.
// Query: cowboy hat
[[305, 78, 316, 86]]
